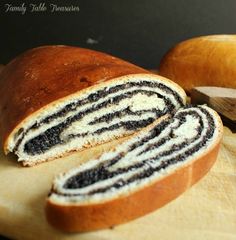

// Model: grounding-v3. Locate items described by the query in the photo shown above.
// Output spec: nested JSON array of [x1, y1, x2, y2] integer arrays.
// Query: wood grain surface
[[0, 127, 235, 240], [191, 87, 236, 123]]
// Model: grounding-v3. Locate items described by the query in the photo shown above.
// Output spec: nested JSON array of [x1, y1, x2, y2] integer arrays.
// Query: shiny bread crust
[[0, 46, 147, 153], [159, 35, 236, 92]]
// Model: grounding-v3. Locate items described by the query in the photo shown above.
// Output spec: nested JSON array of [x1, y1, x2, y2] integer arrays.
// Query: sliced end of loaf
[[46, 105, 223, 232], [6, 73, 186, 166]]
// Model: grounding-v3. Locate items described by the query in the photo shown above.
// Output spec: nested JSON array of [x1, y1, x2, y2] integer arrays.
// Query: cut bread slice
[[46, 105, 223, 232], [0, 46, 186, 166]]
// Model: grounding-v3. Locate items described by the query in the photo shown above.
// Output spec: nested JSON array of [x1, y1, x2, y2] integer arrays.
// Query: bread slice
[[0, 46, 186, 166], [159, 35, 236, 93], [46, 105, 223, 232]]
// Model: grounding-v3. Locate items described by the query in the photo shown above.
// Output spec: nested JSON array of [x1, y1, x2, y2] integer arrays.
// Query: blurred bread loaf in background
[[159, 35, 236, 93]]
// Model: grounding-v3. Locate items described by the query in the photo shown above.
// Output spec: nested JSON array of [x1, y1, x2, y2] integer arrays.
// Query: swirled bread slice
[[0, 46, 186, 166], [46, 105, 223, 232]]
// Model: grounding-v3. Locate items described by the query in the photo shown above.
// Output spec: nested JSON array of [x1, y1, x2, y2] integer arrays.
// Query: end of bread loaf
[[0, 45, 187, 166], [46, 105, 223, 232], [6, 73, 186, 166]]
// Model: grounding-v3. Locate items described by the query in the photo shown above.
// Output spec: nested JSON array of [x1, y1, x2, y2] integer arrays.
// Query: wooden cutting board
[[0, 127, 235, 240], [191, 87, 236, 130]]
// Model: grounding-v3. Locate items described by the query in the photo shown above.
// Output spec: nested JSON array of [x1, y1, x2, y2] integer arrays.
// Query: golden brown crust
[[159, 35, 236, 93], [45, 119, 223, 232], [0, 46, 147, 151]]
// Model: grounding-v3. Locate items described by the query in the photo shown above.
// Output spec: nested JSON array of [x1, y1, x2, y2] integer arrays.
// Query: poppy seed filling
[[14, 80, 184, 156], [51, 106, 217, 198]]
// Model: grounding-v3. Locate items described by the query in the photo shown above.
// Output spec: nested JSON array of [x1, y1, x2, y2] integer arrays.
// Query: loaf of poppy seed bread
[[159, 35, 236, 93], [46, 105, 223, 232], [0, 45, 186, 166]]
